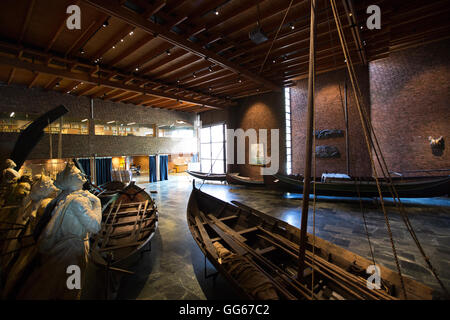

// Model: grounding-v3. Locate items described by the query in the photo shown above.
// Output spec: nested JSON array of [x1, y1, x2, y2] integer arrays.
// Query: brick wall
[[370, 40, 450, 175], [229, 92, 286, 179], [291, 66, 372, 177], [0, 83, 196, 161]]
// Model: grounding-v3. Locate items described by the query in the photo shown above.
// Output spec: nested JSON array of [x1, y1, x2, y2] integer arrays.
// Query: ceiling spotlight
[[102, 20, 109, 28], [238, 78, 242, 83], [112, 45, 116, 49], [55, 82, 60, 87], [360, 25, 364, 30], [272, 59, 276, 63], [193, 72, 196, 78], [129, 31, 134, 36], [349, 13, 353, 17], [9, 112, 15, 118], [135, 67, 139, 71], [209, 87, 212, 91], [120, 39, 124, 42], [81, 119, 88, 122], [80, 48, 85, 54], [290, 23, 295, 30], [166, 49, 171, 56], [344, 59, 347, 63], [208, 66, 213, 72], [215, 9, 219, 15]]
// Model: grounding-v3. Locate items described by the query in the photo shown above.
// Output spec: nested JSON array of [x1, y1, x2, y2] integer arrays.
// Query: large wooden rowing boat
[[187, 184, 433, 300], [273, 173, 450, 198], [226, 173, 265, 186], [91, 182, 158, 267], [187, 170, 226, 181]]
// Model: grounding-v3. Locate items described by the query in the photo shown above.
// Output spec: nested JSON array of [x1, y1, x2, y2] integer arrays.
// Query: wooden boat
[[88, 182, 159, 299], [187, 184, 433, 300], [91, 182, 158, 267], [273, 173, 450, 198], [187, 170, 226, 181], [226, 173, 265, 186]]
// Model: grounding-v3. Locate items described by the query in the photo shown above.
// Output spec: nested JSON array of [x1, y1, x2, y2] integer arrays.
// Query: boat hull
[[273, 174, 450, 198], [226, 173, 265, 186], [187, 186, 433, 300], [187, 170, 226, 181]]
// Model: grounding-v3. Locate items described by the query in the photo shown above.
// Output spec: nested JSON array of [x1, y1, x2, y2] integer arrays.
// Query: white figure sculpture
[[18, 162, 102, 300], [20, 174, 59, 224]]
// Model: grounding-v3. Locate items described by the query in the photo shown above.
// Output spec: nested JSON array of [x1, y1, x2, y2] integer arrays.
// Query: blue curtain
[[192, 153, 199, 162], [77, 158, 91, 179], [149, 155, 157, 183], [95, 158, 112, 186], [159, 155, 168, 181]]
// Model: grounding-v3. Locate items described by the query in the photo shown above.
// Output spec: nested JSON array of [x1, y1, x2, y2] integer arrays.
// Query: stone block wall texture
[[369, 40, 450, 175], [291, 65, 372, 177], [0, 83, 196, 160]]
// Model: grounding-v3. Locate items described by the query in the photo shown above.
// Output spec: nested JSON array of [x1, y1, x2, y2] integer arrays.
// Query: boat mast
[[344, 80, 350, 175], [298, 0, 317, 280]]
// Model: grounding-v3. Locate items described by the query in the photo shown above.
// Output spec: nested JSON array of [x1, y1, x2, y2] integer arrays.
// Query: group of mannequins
[[0, 160, 102, 299]]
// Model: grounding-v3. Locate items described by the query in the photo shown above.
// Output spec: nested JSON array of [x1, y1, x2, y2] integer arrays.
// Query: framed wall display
[[250, 143, 265, 165]]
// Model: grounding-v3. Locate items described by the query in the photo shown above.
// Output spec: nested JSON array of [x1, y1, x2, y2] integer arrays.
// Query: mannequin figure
[[18, 162, 102, 299]]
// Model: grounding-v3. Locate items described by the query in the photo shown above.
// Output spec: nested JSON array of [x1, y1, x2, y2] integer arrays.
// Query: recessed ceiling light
[[102, 20, 109, 27], [112, 45, 116, 49], [129, 31, 134, 36], [135, 67, 139, 71], [80, 48, 85, 54], [290, 23, 295, 30], [215, 9, 219, 15], [166, 49, 171, 56]]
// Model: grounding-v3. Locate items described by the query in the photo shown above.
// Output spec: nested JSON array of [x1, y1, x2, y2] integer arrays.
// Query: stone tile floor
[[116, 175, 450, 299]]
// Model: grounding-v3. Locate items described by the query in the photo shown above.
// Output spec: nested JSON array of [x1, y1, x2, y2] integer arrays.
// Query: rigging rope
[[330, 0, 448, 297], [258, 0, 294, 74], [329, 0, 408, 299]]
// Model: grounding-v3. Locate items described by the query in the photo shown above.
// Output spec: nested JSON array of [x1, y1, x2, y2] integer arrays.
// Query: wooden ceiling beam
[[7, 68, 16, 85], [0, 43, 233, 108], [92, 26, 135, 61], [82, 0, 281, 91], [18, 0, 36, 43], [28, 72, 40, 88], [46, 0, 81, 52], [65, 17, 107, 56], [76, 84, 96, 96], [125, 42, 174, 73], [107, 34, 154, 66], [139, 49, 188, 75]]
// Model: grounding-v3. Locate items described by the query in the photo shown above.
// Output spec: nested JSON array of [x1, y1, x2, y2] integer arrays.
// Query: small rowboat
[[187, 184, 433, 300], [91, 182, 158, 266], [273, 173, 450, 198], [226, 173, 265, 186], [90, 182, 158, 299], [187, 170, 226, 181]]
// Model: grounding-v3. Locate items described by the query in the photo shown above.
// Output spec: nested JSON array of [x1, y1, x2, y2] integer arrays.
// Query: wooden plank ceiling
[[0, 0, 448, 113]]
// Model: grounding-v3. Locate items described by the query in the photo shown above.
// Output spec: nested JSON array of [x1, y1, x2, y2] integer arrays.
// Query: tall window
[[285, 88, 292, 175], [200, 124, 226, 173]]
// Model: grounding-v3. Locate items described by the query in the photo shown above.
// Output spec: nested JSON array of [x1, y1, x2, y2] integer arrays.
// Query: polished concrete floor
[[115, 175, 450, 299]]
